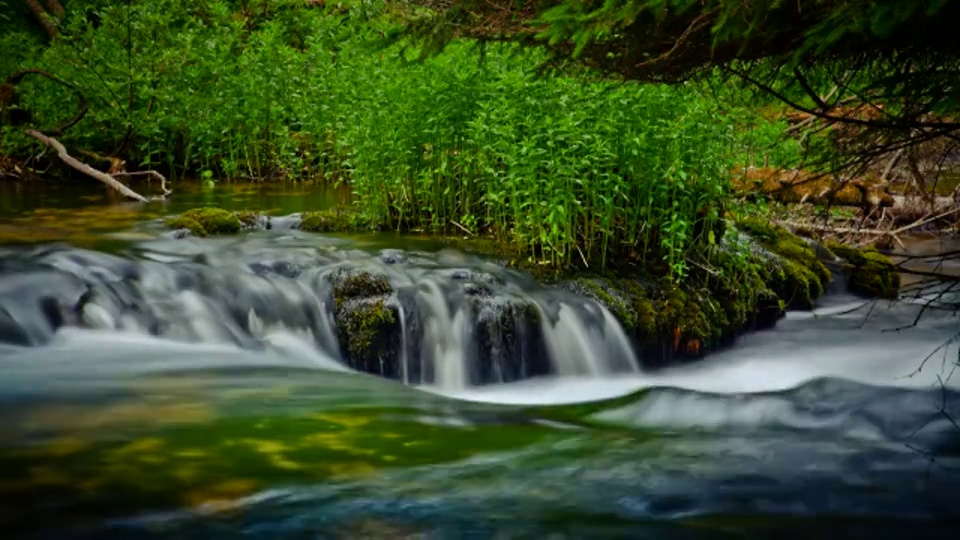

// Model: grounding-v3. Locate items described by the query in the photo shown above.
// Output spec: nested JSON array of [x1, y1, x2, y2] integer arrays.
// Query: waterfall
[[0, 237, 642, 387]]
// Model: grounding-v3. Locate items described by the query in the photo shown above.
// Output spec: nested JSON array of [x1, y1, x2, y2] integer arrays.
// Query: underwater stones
[[826, 242, 901, 299]]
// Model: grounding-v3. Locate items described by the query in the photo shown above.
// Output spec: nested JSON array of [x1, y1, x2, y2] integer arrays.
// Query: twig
[[576, 245, 589, 268], [113, 171, 172, 196], [25, 129, 149, 203], [450, 220, 474, 236], [891, 207, 960, 235]]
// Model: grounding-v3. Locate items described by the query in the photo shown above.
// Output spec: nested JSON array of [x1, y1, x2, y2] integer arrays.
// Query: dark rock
[[379, 249, 408, 265], [335, 295, 402, 378]]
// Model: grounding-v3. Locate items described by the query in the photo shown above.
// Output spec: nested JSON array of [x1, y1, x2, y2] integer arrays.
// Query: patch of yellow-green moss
[[331, 272, 393, 307], [569, 275, 734, 358], [299, 209, 375, 233], [826, 242, 901, 299], [164, 216, 208, 237], [182, 207, 242, 234], [737, 218, 831, 309], [338, 298, 397, 361], [164, 207, 243, 236], [328, 270, 397, 364]]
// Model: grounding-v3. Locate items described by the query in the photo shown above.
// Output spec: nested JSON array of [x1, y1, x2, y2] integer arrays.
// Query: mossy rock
[[330, 270, 393, 307], [327, 269, 401, 375], [299, 209, 375, 233], [165, 207, 242, 236], [737, 218, 831, 309], [336, 296, 400, 374], [826, 242, 901, 299], [564, 276, 735, 365], [234, 210, 266, 230], [164, 216, 207, 237]]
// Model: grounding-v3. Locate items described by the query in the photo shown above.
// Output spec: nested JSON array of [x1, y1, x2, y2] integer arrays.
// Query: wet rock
[[235, 211, 268, 231], [379, 249, 408, 265], [826, 242, 901, 299], [164, 208, 243, 236], [335, 295, 402, 378], [469, 296, 549, 384]]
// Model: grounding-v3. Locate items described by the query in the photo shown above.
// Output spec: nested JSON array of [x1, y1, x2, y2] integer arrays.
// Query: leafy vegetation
[[1, 0, 808, 279]]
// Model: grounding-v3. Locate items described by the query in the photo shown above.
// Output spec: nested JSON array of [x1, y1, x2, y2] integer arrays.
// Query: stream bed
[[0, 180, 959, 538]]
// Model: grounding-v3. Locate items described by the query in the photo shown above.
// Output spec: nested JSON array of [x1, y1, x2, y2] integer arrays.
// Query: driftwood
[[113, 171, 172, 197], [777, 205, 960, 253], [25, 129, 169, 202]]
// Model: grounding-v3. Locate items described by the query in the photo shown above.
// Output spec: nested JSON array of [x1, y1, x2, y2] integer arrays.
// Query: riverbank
[[149, 205, 902, 375]]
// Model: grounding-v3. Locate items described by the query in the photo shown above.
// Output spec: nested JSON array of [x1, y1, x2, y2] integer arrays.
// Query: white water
[[2, 293, 955, 411], [433, 296, 960, 405]]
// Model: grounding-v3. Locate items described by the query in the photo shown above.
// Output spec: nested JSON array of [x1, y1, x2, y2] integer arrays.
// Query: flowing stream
[[0, 181, 959, 538]]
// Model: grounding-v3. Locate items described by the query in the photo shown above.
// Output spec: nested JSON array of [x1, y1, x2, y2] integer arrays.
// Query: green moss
[[331, 271, 393, 307], [339, 298, 397, 361], [235, 211, 263, 230], [737, 218, 831, 309], [164, 216, 208, 237], [299, 209, 376, 233], [180, 208, 242, 235], [826, 242, 901, 299]]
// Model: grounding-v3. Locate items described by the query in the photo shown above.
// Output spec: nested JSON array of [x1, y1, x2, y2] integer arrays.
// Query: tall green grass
[[0, 0, 799, 278]]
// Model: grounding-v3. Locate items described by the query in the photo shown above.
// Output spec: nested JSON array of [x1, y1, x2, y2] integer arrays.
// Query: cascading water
[[0, 233, 640, 388], [3, 200, 960, 538]]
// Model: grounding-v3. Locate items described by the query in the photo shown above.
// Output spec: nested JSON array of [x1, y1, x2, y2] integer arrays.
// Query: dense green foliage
[[0, 0, 802, 278], [399, 0, 960, 185], [397, 0, 960, 115]]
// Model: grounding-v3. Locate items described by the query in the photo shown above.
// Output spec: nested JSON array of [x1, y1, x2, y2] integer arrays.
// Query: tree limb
[[25, 129, 149, 203], [23, 0, 59, 39]]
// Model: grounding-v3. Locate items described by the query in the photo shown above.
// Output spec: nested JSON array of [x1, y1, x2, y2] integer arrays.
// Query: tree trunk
[[23, 0, 59, 39], [44, 0, 65, 18]]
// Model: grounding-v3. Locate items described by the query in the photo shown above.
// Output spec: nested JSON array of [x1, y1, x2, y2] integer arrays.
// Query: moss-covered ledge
[[164, 207, 254, 236], [164, 207, 382, 236], [825, 242, 901, 299]]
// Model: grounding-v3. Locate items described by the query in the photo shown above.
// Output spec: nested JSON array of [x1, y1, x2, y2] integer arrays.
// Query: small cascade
[[0, 236, 642, 387]]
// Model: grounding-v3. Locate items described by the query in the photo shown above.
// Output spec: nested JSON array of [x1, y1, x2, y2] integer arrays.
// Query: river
[[0, 179, 959, 538]]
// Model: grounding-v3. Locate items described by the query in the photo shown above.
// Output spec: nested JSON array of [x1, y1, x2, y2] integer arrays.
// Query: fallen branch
[[113, 171, 172, 197], [450, 220, 474, 236], [26, 129, 149, 202], [778, 205, 960, 240]]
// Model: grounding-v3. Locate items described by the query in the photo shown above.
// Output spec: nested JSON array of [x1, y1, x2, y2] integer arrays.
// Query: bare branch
[[25, 129, 150, 203]]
